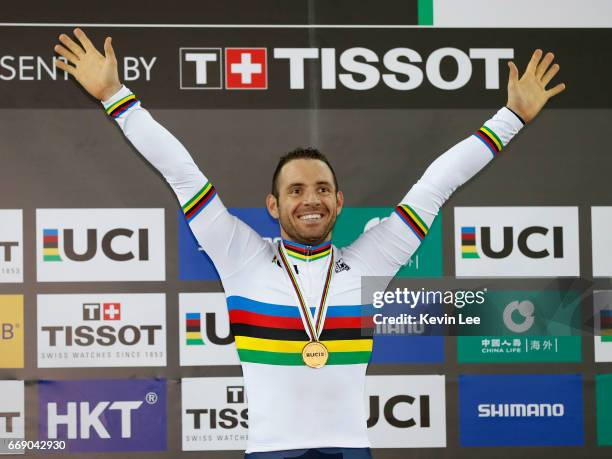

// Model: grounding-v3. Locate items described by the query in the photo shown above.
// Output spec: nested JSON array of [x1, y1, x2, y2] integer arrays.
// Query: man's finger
[[541, 63, 560, 87], [104, 37, 116, 61], [59, 33, 85, 58], [54, 59, 76, 75], [546, 82, 566, 98], [536, 52, 554, 79], [508, 61, 519, 84], [73, 28, 95, 52], [54, 44, 79, 65], [525, 49, 543, 75]]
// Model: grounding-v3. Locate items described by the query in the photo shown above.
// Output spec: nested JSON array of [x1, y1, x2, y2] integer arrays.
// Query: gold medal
[[277, 241, 335, 369], [302, 341, 329, 368]]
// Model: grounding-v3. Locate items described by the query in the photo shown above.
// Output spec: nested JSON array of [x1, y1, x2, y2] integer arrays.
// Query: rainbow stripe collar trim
[[282, 239, 332, 261]]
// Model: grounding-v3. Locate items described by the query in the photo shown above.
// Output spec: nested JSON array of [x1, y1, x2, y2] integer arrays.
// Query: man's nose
[[303, 189, 321, 205]]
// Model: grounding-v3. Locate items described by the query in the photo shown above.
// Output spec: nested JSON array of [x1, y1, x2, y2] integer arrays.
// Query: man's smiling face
[[267, 158, 343, 246]]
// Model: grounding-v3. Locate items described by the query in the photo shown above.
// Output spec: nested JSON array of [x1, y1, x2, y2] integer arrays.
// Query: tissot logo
[[0, 381, 24, 444], [455, 207, 579, 277], [365, 375, 446, 448], [182, 377, 248, 451], [37, 294, 166, 368], [36, 209, 165, 281], [225, 48, 267, 89], [179, 46, 512, 91], [39, 379, 166, 452], [179, 293, 238, 366], [0, 209, 23, 283], [459, 374, 583, 446]]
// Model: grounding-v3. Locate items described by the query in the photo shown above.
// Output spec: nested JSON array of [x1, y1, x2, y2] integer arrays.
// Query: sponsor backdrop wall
[[1, 1, 611, 458]]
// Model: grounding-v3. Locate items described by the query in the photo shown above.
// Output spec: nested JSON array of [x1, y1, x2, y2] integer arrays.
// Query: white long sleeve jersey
[[103, 87, 523, 452]]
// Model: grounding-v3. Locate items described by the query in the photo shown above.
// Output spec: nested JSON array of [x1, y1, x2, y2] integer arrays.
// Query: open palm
[[54, 28, 122, 101], [506, 49, 566, 124]]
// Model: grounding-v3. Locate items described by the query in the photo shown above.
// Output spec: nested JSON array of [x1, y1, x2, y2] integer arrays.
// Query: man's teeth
[[299, 214, 322, 220]]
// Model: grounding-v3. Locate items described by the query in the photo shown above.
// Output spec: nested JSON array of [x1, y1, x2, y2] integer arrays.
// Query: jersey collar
[[282, 239, 332, 262]]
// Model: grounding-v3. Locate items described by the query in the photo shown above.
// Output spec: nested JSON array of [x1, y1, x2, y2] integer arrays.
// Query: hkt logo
[[181, 377, 248, 451], [181, 48, 267, 89], [36, 209, 165, 281], [365, 375, 446, 448], [180, 46, 513, 91], [38, 294, 166, 368], [179, 293, 238, 366], [0, 209, 23, 283], [39, 379, 166, 452], [455, 207, 579, 277]]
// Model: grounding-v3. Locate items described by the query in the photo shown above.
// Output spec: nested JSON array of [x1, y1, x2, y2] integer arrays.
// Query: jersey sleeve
[[102, 85, 268, 279], [343, 107, 525, 277]]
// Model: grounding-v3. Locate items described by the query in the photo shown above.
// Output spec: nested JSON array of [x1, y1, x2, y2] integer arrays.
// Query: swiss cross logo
[[225, 48, 267, 89], [103, 303, 121, 321]]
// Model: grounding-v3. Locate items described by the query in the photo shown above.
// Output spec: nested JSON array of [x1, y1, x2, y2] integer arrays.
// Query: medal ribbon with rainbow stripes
[[277, 241, 334, 368]]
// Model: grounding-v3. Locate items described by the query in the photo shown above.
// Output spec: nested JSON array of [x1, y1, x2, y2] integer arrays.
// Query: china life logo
[[457, 290, 582, 363], [332, 208, 442, 277], [179, 293, 239, 366], [36, 209, 165, 281], [455, 207, 579, 277]]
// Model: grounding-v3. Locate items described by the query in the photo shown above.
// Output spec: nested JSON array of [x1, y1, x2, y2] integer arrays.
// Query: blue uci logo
[[178, 208, 280, 280], [459, 374, 584, 446]]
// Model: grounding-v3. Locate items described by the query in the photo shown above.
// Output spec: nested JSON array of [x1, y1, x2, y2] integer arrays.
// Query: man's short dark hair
[[271, 147, 339, 199]]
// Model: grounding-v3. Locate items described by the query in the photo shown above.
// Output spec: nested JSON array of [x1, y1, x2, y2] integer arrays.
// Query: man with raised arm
[[54, 28, 564, 459]]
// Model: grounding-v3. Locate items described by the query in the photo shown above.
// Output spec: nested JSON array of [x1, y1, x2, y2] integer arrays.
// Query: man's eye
[[319, 187, 330, 193], [290, 188, 301, 195]]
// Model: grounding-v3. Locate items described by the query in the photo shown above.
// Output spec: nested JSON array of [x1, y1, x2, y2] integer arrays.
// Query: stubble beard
[[279, 212, 337, 246]]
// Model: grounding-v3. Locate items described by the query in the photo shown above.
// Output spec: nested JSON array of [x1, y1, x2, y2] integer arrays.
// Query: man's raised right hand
[[54, 28, 122, 101]]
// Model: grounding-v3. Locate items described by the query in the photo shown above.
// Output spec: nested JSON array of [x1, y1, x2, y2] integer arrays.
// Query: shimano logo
[[478, 403, 564, 418]]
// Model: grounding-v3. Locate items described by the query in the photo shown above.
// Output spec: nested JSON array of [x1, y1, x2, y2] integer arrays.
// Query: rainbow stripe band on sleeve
[[106, 94, 138, 119], [394, 204, 428, 241], [182, 181, 217, 222], [473, 125, 503, 156]]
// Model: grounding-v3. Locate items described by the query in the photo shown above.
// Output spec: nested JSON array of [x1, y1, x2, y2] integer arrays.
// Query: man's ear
[[336, 191, 344, 216], [266, 193, 280, 219]]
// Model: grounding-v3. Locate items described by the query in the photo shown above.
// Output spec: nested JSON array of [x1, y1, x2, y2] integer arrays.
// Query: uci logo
[[461, 226, 564, 259], [367, 394, 430, 428], [186, 312, 233, 346], [42, 228, 149, 262]]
